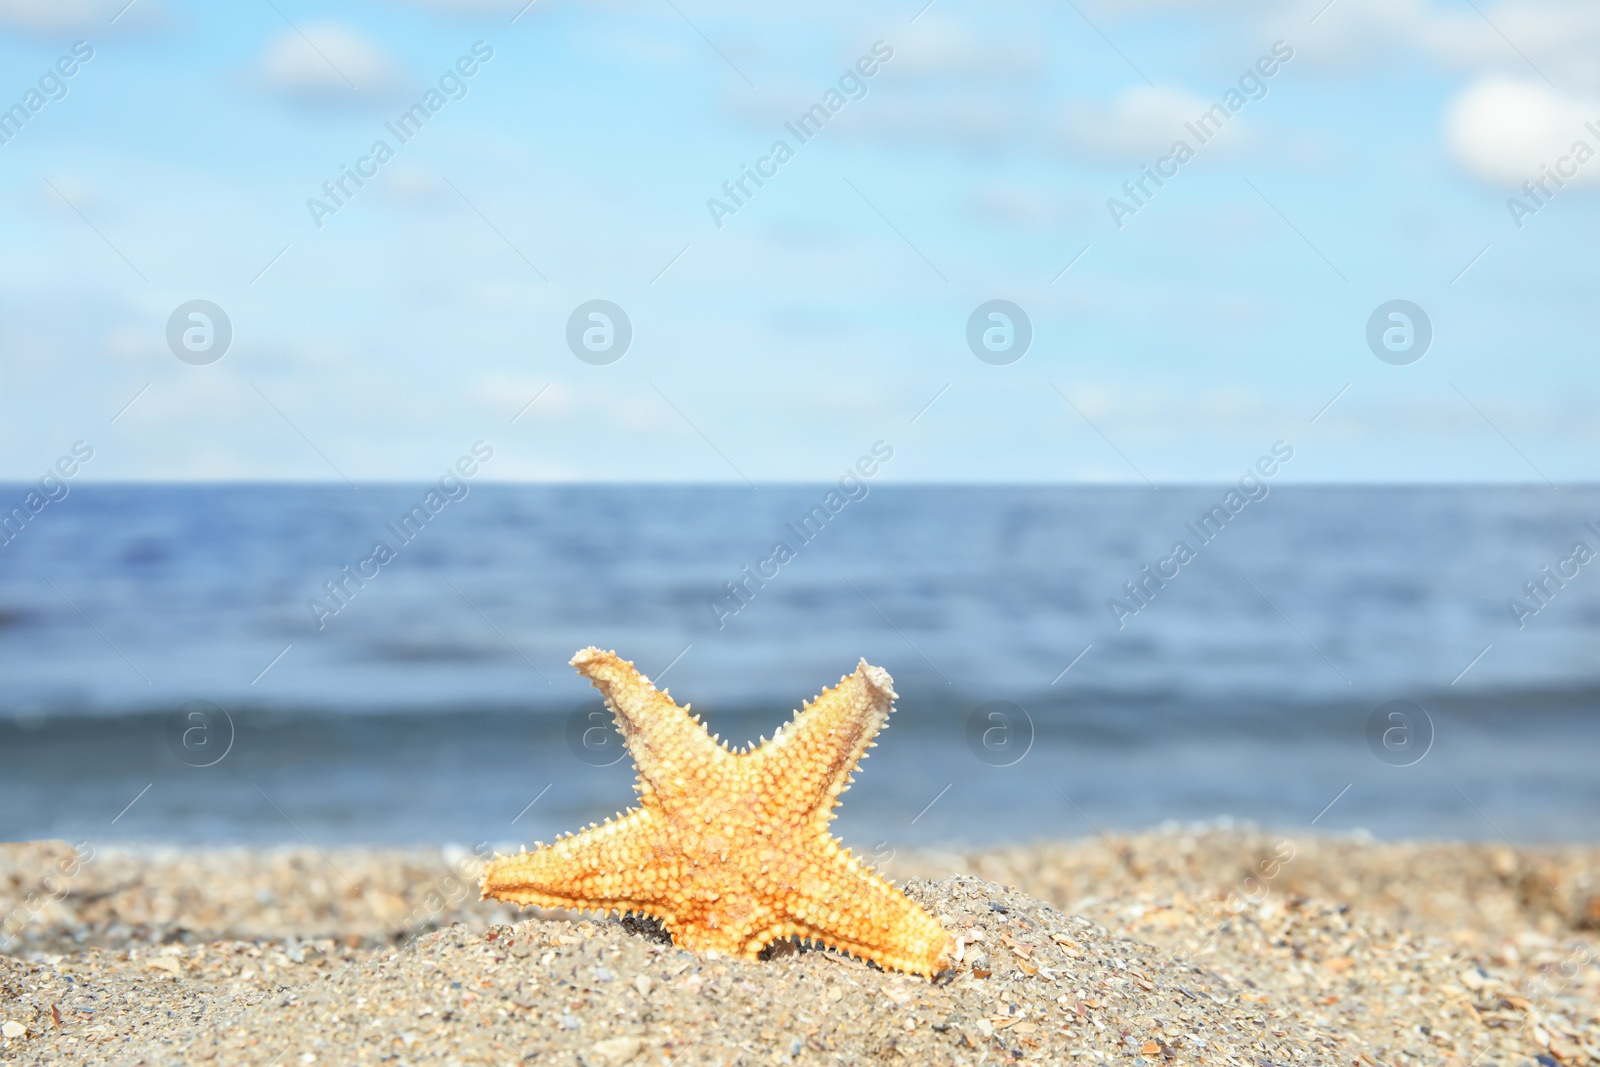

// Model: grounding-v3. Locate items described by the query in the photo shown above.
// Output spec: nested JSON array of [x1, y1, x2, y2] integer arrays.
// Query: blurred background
[[1, 0, 1596, 850]]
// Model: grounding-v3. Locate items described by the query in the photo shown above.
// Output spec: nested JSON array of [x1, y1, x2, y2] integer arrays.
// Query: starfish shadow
[[618, 912, 674, 946]]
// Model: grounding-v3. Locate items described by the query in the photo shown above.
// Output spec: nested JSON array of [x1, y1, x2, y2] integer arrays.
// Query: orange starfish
[[480, 647, 951, 977]]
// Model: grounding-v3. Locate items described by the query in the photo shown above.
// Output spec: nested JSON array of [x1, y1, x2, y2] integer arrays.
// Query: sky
[[0, 0, 1596, 483]]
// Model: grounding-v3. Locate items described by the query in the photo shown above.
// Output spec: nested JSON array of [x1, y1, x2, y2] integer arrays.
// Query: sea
[[2, 485, 1596, 851]]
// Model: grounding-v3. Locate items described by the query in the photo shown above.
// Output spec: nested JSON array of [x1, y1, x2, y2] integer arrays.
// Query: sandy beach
[[2, 829, 1597, 1065]]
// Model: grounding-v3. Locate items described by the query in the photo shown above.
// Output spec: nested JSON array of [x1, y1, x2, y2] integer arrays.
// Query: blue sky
[[0, 0, 1596, 482]]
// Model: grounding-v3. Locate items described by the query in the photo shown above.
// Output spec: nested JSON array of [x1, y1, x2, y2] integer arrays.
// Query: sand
[[2, 829, 1597, 1065]]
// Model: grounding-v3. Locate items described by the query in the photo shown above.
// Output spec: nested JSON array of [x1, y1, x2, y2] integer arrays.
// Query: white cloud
[[892, 16, 1043, 81], [36, 175, 104, 216], [255, 23, 403, 106], [846, 94, 1026, 151], [1118, 0, 1600, 184], [721, 15, 1042, 152], [379, 0, 536, 11], [1424, 1, 1600, 91], [1445, 77, 1600, 186], [1223, 0, 1427, 74], [0, 0, 163, 33], [1274, 0, 1600, 91], [374, 164, 448, 205], [1087, 0, 1271, 9], [964, 182, 1060, 227], [1060, 84, 1230, 161]]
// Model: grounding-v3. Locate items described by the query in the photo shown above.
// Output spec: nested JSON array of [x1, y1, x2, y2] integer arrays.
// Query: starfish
[[480, 647, 951, 977]]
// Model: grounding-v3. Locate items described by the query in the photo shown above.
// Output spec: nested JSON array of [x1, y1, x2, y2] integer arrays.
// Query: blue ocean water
[[1, 485, 1596, 848]]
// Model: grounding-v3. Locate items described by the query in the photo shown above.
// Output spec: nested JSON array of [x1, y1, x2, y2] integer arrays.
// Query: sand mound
[[4, 833, 1597, 1064], [2, 876, 1330, 1066]]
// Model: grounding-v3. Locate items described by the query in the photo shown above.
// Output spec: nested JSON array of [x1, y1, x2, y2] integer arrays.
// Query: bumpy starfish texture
[[480, 647, 951, 977]]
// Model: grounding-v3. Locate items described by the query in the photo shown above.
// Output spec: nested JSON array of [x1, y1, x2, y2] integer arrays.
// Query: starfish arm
[[748, 659, 895, 831], [570, 647, 727, 799], [479, 807, 677, 920], [744, 842, 951, 977]]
